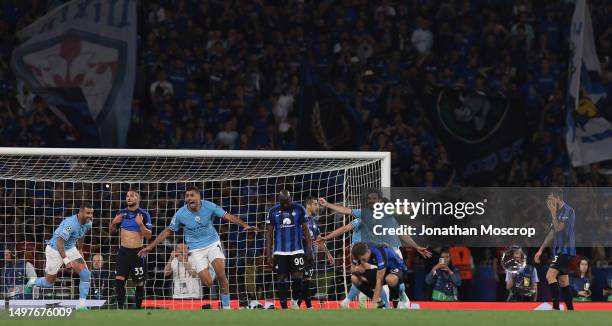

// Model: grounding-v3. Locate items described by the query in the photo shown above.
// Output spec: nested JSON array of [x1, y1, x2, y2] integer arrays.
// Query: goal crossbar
[[0, 148, 391, 186]]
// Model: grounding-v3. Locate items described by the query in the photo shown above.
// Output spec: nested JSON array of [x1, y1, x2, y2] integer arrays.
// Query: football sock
[[302, 279, 312, 308], [278, 279, 289, 309], [561, 285, 574, 310], [389, 284, 400, 308], [291, 277, 303, 301], [221, 294, 231, 309], [78, 269, 90, 300], [35, 277, 54, 288], [135, 285, 144, 309], [115, 279, 126, 308], [346, 285, 360, 301], [548, 281, 560, 310]]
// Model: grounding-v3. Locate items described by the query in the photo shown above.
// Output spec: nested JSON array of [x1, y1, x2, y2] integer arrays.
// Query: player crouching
[[350, 242, 407, 309]]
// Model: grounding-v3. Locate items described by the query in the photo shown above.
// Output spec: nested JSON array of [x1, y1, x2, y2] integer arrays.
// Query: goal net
[[0, 148, 389, 310]]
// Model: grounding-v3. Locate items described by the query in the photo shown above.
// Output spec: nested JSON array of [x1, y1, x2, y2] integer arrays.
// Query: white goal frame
[[1, 147, 390, 309], [0, 148, 391, 187]]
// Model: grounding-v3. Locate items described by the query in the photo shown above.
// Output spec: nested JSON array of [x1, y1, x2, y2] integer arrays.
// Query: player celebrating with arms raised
[[265, 190, 313, 309], [109, 190, 153, 309], [138, 185, 254, 309], [25, 203, 94, 311], [534, 188, 576, 310]]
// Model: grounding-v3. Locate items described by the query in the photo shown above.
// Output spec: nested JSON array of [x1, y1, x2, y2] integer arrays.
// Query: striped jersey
[[266, 202, 308, 255]]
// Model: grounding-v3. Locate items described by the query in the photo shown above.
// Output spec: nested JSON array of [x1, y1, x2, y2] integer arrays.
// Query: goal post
[[0, 148, 390, 309]]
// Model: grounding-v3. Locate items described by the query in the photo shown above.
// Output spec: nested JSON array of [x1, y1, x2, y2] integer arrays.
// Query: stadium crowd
[[1, 0, 612, 305]]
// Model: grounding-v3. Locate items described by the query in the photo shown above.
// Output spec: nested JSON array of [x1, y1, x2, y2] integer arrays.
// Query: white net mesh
[[1, 150, 385, 309]]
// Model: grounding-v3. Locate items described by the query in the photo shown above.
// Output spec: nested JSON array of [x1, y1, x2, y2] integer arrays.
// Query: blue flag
[[11, 0, 137, 147]]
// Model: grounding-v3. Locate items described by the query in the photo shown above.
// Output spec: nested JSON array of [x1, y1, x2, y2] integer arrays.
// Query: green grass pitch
[[6, 310, 611, 326]]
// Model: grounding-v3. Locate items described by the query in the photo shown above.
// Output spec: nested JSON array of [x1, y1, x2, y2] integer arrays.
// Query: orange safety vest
[[449, 246, 473, 280]]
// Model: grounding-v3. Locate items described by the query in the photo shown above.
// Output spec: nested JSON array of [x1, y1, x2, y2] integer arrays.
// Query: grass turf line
[[5, 309, 611, 326]]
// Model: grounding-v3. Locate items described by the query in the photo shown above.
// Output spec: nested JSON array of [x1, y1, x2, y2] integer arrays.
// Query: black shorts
[[303, 255, 315, 278], [273, 254, 305, 275], [549, 254, 572, 275], [116, 246, 147, 281], [359, 268, 405, 286]]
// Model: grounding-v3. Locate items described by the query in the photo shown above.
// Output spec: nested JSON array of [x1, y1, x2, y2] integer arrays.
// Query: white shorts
[[190, 242, 225, 273], [45, 245, 83, 275]]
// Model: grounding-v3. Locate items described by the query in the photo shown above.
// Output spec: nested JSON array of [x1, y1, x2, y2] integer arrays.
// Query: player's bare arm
[[223, 212, 256, 231], [135, 213, 152, 239], [534, 230, 554, 263], [265, 224, 274, 266], [399, 234, 432, 258], [138, 227, 174, 257], [316, 239, 335, 265], [109, 213, 123, 234], [371, 268, 386, 307], [319, 197, 353, 215], [316, 223, 354, 244], [55, 237, 72, 267], [302, 222, 312, 257]]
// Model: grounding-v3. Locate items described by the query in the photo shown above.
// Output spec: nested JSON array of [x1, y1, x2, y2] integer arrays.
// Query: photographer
[[425, 248, 461, 301], [163, 243, 201, 299], [505, 249, 538, 301], [570, 258, 592, 302]]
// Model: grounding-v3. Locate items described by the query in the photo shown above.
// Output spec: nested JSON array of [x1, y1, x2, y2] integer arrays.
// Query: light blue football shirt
[[169, 200, 227, 251], [352, 208, 401, 248], [48, 215, 92, 250]]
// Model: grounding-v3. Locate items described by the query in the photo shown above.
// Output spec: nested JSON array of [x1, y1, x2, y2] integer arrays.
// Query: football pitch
[[5, 310, 611, 326]]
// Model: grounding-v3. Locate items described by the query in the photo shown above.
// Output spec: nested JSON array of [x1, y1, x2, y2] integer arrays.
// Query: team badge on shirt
[[195, 216, 201, 222]]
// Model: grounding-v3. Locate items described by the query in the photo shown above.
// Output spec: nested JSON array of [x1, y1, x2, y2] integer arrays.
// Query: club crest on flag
[[10, 0, 136, 147]]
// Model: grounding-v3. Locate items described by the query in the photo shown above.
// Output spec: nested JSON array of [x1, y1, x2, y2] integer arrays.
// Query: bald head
[[279, 189, 291, 208]]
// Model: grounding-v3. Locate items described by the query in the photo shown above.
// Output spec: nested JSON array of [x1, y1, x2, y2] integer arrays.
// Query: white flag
[[11, 0, 137, 147], [566, 0, 612, 166]]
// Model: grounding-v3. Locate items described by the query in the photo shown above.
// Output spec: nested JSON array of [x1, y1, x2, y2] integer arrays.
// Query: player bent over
[[110, 190, 153, 309], [265, 190, 312, 309], [350, 242, 407, 309], [534, 188, 576, 310], [316, 192, 431, 308], [25, 203, 94, 311], [139, 186, 255, 309]]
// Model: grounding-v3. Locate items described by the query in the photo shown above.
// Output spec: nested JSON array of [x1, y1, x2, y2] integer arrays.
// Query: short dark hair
[[186, 185, 200, 194], [304, 197, 317, 205], [550, 187, 564, 200], [80, 202, 93, 210], [351, 242, 369, 260]]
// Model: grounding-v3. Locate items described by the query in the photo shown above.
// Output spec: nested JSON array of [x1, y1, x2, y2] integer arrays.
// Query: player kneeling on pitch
[[25, 203, 94, 311], [350, 242, 407, 309]]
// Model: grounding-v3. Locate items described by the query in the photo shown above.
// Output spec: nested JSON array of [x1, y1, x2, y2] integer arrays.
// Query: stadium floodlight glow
[[0, 147, 390, 310]]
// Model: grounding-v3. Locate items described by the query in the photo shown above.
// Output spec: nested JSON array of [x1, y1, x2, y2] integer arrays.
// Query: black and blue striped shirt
[[266, 202, 308, 254]]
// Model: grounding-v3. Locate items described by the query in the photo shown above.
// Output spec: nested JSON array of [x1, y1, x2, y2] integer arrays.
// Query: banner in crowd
[[11, 0, 137, 147], [425, 87, 527, 182], [566, 0, 612, 166], [298, 63, 362, 150]]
